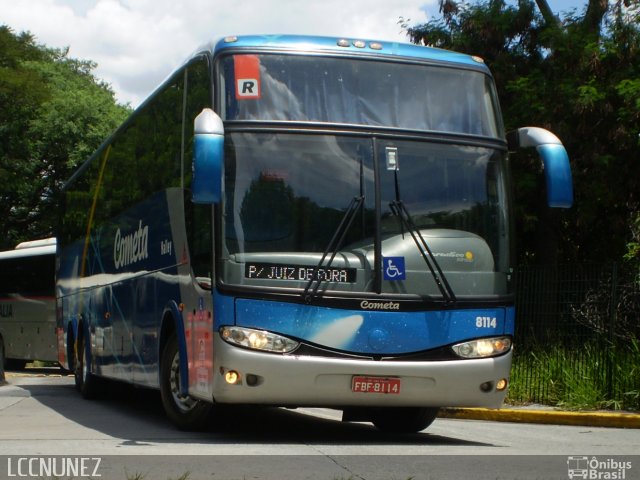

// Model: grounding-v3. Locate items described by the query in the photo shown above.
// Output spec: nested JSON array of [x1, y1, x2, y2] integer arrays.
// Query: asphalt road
[[0, 371, 638, 480]]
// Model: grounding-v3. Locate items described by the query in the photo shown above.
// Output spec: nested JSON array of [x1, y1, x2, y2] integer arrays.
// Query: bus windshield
[[220, 54, 502, 138], [221, 133, 511, 299]]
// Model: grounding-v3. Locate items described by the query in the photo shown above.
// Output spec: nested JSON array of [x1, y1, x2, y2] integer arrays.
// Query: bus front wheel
[[160, 334, 212, 430], [370, 407, 439, 433]]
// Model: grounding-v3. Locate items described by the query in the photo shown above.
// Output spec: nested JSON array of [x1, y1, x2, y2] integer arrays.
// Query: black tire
[[74, 331, 99, 399], [160, 334, 212, 430], [5, 359, 27, 370], [0, 337, 5, 382], [370, 407, 439, 433]]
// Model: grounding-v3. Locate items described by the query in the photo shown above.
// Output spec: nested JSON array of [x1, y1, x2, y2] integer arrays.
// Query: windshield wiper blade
[[303, 195, 364, 304], [389, 199, 457, 304]]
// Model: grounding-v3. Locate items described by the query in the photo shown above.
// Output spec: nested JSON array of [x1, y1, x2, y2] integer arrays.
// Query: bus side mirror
[[507, 127, 574, 208], [192, 108, 224, 204]]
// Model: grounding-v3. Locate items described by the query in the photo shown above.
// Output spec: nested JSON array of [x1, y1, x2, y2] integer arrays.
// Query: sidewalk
[[439, 405, 640, 429]]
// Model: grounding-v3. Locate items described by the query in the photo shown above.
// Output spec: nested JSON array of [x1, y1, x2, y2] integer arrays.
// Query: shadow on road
[[6, 371, 495, 449]]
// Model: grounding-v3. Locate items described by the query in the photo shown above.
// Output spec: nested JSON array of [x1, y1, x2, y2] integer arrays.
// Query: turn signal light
[[496, 378, 508, 391]]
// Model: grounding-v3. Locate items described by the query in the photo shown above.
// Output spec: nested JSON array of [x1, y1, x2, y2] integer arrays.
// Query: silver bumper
[[209, 336, 512, 408]]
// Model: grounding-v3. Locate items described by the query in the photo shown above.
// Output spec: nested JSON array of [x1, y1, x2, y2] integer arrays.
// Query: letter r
[[236, 78, 260, 98], [242, 81, 254, 93]]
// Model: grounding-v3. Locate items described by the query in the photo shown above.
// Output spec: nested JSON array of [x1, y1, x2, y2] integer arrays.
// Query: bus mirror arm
[[192, 108, 224, 204], [507, 127, 574, 209]]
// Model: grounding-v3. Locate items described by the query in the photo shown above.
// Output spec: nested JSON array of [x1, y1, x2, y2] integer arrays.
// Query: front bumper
[[210, 336, 511, 408]]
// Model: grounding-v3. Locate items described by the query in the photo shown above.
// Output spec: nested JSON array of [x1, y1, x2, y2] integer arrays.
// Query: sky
[[1, 0, 589, 108]]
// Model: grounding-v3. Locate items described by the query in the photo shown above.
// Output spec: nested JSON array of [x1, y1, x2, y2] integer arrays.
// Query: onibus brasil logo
[[567, 456, 632, 479]]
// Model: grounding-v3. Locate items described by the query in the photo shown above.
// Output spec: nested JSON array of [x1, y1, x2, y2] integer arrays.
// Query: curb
[[439, 407, 640, 429]]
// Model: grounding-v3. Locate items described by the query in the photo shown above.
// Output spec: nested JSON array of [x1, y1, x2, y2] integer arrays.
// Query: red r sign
[[234, 55, 261, 100]]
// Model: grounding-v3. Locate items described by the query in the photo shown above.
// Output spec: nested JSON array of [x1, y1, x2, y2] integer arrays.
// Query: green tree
[[0, 26, 130, 249], [405, 0, 640, 265]]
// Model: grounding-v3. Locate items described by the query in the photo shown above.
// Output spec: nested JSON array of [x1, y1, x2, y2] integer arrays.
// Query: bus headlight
[[452, 337, 512, 359], [220, 326, 299, 353]]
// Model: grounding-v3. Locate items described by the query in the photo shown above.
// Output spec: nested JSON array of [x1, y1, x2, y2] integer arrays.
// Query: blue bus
[[57, 35, 573, 433]]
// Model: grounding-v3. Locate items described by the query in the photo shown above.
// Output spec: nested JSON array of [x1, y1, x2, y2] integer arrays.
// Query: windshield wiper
[[389, 199, 457, 305], [302, 195, 364, 304]]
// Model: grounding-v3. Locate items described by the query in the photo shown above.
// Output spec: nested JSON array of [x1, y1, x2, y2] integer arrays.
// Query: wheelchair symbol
[[386, 261, 401, 278], [383, 257, 406, 281]]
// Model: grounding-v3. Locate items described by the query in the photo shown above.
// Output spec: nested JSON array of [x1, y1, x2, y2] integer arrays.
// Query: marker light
[[224, 370, 240, 384], [496, 378, 508, 391], [452, 337, 512, 359], [220, 326, 300, 353], [337, 39, 350, 47], [353, 40, 366, 48]]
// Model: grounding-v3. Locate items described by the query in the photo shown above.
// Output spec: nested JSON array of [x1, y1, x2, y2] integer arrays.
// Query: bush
[[508, 338, 640, 411]]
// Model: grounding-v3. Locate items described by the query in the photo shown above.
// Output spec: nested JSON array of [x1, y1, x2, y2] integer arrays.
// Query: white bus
[[57, 35, 572, 433], [0, 238, 58, 370]]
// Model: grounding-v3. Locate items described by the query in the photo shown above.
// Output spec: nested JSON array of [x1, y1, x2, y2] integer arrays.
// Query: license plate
[[352, 376, 401, 394]]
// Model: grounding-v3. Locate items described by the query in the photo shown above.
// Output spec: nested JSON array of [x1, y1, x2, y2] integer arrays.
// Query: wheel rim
[[82, 343, 89, 382], [74, 340, 83, 384], [169, 350, 197, 412]]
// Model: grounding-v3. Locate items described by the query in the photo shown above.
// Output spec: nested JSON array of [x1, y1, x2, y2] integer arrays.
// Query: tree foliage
[[406, 0, 640, 265], [0, 26, 130, 249]]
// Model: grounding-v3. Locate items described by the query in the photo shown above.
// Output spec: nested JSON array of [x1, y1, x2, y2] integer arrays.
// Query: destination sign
[[245, 263, 356, 283]]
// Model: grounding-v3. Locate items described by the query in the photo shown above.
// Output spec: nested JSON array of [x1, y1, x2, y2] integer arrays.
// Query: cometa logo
[[113, 220, 149, 269], [360, 300, 400, 310]]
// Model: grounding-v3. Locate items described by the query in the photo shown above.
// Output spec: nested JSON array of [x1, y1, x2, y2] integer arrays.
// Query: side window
[[102, 74, 184, 221], [183, 57, 214, 284], [0, 258, 20, 295], [61, 158, 100, 246], [60, 73, 186, 251], [0, 255, 54, 296], [139, 76, 183, 195], [100, 125, 136, 222]]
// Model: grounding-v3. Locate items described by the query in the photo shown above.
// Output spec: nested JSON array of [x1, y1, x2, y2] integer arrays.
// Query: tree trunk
[[535, 0, 562, 29], [583, 0, 609, 35], [535, 0, 608, 36]]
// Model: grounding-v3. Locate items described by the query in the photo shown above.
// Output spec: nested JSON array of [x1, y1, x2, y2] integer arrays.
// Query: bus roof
[[15, 237, 56, 249], [0, 238, 56, 260], [208, 34, 489, 71]]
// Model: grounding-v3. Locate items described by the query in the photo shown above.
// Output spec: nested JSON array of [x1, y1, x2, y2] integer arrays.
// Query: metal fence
[[509, 263, 640, 410]]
